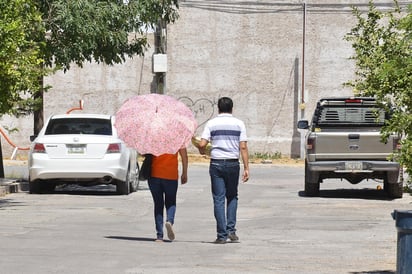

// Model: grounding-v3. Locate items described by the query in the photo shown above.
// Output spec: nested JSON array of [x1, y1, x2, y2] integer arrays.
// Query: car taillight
[[33, 143, 46, 153], [107, 143, 121, 153], [307, 136, 315, 153]]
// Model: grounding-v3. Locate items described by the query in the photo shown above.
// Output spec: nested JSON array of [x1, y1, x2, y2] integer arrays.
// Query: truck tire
[[386, 181, 403, 199], [384, 170, 403, 199], [305, 161, 320, 197]]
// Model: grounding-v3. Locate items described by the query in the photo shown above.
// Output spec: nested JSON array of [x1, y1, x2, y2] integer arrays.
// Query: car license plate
[[67, 144, 86, 154], [345, 161, 362, 171]]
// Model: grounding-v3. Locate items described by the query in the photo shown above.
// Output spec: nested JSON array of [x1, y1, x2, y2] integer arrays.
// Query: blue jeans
[[148, 177, 178, 239], [209, 160, 240, 240]]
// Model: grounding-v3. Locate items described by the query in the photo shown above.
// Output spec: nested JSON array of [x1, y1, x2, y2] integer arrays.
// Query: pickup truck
[[297, 97, 403, 198]]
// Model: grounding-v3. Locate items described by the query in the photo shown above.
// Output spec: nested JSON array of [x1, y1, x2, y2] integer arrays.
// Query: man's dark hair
[[218, 97, 233, 113]]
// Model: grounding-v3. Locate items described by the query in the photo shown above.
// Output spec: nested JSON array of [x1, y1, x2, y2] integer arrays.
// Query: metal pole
[[300, 1, 307, 160], [154, 20, 167, 94], [301, 1, 306, 107]]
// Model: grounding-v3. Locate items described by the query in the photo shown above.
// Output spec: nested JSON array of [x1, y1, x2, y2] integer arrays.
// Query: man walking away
[[196, 97, 249, 244]]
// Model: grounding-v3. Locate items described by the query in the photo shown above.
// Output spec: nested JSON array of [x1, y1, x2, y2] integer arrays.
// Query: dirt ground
[[188, 154, 304, 166]]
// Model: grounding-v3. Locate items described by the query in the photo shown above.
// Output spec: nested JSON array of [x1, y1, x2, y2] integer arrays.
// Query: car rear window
[[45, 118, 112, 135]]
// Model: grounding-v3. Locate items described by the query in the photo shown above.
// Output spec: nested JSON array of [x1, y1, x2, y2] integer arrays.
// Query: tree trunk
[[0, 138, 4, 178], [34, 76, 44, 136]]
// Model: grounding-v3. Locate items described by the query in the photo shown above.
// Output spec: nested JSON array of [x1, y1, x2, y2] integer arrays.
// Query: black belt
[[211, 159, 238, 162]]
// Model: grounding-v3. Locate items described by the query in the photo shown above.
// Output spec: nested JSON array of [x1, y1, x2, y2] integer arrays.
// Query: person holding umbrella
[[148, 148, 188, 242], [194, 97, 249, 244], [114, 93, 197, 243]]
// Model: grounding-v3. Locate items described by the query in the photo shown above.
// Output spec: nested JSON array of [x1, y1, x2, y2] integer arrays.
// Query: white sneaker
[[165, 221, 175, 241]]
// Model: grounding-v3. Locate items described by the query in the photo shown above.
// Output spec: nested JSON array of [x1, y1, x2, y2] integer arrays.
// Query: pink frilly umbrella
[[114, 94, 197, 156]]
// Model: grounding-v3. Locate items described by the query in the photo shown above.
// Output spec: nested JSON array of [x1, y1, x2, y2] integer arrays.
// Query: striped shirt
[[201, 113, 247, 159]]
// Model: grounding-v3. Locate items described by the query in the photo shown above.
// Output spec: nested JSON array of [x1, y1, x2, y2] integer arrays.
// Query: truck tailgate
[[312, 131, 394, 160]]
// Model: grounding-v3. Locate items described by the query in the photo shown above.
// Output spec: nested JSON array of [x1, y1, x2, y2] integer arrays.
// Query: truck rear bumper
[[308, 160, 400, 173]]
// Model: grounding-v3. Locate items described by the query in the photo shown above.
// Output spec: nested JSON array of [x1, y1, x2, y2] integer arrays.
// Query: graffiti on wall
[[178, 96, 216, 133]]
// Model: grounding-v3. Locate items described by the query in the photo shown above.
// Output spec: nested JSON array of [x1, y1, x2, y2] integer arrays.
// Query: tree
[[0, 0, 179, 133], [345, 1, 412, 173], [0, 0, 46, 116], [39, 0, 178, 70], [29, 0, 179, 134]]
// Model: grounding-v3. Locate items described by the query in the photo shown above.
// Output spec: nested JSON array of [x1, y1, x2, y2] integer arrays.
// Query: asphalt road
[[0, 163, 411, 274]]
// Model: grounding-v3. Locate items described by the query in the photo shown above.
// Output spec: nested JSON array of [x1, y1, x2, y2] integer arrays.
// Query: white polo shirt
[[201, 113, 247, 159]]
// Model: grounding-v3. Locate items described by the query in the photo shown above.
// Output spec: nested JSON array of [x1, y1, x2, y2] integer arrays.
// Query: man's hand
[[242, 168, 249, 182]]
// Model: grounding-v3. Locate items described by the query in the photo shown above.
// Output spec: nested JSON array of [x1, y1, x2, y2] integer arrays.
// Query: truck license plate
[[345, 162, 362, 170]]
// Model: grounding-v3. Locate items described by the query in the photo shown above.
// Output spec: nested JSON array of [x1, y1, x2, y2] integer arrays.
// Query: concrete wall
[[168, 0, 356, 158], [1, 0, 406, 159]]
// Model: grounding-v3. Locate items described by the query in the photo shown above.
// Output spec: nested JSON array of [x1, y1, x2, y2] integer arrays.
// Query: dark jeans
[[148, 177, 178, 239], [209, 160, 240, 240]]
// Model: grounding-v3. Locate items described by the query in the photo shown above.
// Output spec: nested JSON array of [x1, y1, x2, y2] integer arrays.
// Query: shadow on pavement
[[105, 236, 240, 244], [298, 188, 395, 200], [350, 271, 395, 274], [0, 198, 25, 208], [105, 236, 158, 242], [35, 183, 150, 196]]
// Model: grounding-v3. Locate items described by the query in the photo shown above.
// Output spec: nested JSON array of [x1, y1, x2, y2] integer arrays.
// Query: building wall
[[167, 0, 361, 156], [1, 0, 405, 159]]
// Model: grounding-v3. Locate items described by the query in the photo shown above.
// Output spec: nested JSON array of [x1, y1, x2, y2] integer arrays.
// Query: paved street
[[0, 163, 411, 274]]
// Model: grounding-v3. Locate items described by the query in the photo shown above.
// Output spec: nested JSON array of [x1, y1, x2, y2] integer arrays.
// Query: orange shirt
[[151, 153, 178, 180]]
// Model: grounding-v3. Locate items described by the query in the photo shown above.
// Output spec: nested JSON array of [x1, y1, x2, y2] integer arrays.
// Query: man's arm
[[240, 141, 249, 182], [197, 138, 209, 155]]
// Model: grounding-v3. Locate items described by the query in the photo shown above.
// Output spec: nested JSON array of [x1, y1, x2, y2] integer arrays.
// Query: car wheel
[[117, 168, 131, 195], [304, 161, 320, 197], [29, 179, 55, 194], [29, 179, 41, 194], [129, 163, 139, 193], [117, 180, 130, 195], [42, 182, 56, 193]]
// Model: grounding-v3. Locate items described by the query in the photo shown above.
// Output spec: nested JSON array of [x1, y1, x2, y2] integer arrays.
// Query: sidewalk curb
[[0, 179, 20, 197], [0, 160, 29, 196]]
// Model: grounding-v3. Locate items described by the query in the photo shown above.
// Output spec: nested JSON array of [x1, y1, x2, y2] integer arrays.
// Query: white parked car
[[28, 114, 139, 194]]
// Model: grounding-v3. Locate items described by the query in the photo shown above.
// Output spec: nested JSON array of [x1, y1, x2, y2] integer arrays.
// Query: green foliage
[[0, 0, 179, 117], [252, 152, 282, 160], [38, 0, 179, 71], [0, 0, 46, 116], [345, 1, 412, 173]]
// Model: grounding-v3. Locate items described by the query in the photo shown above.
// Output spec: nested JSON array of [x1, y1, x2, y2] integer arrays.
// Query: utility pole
[[300, 1, 307, 160], [301, 1, 306, 114], [153, 20, 167, 94]]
